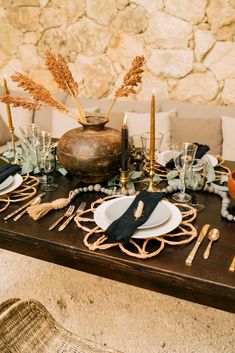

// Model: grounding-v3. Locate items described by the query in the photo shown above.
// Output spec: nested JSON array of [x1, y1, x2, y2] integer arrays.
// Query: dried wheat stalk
[[1, 72, 83, 123], [105, 55, 145, 122], [45, 50, 86, 122], [0, 52, 144, 126], [0, 95, 40, 110]]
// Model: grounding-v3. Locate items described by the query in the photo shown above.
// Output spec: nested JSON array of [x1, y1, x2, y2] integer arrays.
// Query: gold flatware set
[[48, 201, 86, 231], [186, 224, 221, 266], [4, 193, 46, 221], [4, 194, 87, 231]]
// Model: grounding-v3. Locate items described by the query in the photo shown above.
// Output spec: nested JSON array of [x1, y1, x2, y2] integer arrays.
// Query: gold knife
[[185, 224, 210, 266], [3, 193, 46, 221], [58, 201, 86, 232], [13, 195, 42, 221]]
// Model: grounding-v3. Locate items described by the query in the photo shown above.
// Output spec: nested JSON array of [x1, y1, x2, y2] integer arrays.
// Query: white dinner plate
[[0, 175, 14, 191], [0, 174, 23, 196], [94, 197, 182, 239], [157, 150, 218, 167], [105, 196, 171, 229]]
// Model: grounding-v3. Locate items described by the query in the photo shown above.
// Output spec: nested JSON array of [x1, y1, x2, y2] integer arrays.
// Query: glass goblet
[[172, 142, 198, 203], [129, 134, 144, 171], [36, 143, 58, 192], [140, 132, 163, 163], [186, 159, 207, 211], [20, 123, 42, 148]]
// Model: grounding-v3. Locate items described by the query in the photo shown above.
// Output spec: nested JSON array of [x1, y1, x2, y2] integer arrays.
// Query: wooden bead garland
[[203, 184, 235, 221], [72, 182, 235, 222]]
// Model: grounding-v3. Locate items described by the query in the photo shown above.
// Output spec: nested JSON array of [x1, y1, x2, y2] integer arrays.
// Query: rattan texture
[[0, 175, 39, 213], [0, 299, 122, 353], [74, 196, 197, 259]]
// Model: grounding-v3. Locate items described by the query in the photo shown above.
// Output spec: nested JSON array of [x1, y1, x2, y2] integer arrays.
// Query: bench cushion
[[222, 116, 235, 161], [170, 115, 222, 155]]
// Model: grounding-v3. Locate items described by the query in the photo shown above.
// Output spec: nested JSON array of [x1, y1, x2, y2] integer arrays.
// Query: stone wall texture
[[0, 0, 235, 105], [0, 2, 235, 353]]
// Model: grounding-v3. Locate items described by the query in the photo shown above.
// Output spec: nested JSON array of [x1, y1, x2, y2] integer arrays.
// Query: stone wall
[[0, 0, 235, 105]]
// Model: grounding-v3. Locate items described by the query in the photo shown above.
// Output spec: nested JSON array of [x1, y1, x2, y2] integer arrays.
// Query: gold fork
[[49, 205, 75, 231], [58, 201, 87, 231]]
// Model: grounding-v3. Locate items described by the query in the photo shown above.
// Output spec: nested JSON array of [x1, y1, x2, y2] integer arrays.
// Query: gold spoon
[[203, 228, 220, 259]]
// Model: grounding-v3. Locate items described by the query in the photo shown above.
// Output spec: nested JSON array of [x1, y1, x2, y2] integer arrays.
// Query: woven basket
[[0, 299, 122, 353]]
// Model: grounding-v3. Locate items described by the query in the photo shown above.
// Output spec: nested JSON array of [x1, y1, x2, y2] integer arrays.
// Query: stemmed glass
[[140, 132, 163, 190], [129, 134, 144, 171], [36, 132, 58, 192], [172, 142, 198, 202], [20, 123, 42, 148], [186, 159, 207, 211], [140, 132, 163, 163]]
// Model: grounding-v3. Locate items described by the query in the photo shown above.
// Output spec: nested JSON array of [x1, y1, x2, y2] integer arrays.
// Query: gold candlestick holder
[[146, 160, 159, 192], [119, 169, 129, 193], [9, 127, 18, 165]]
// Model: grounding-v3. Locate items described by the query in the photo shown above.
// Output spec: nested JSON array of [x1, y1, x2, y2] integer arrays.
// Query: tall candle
[[121, 113, 129, 171], [3, 75, 13, 131], [150, 91, 155, 161]]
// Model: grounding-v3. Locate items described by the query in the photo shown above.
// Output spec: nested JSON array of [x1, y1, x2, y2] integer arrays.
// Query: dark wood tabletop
[[0, 162, 234, 314]]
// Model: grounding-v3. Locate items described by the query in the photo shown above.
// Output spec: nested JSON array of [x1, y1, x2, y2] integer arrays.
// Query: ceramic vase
[[57, 116, 122, 183]]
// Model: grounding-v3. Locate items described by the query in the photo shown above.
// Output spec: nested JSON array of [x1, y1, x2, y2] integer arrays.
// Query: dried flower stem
[[105, 56, 145, 122], [45, 50, 86, 123], [65, 81, 86, 124]]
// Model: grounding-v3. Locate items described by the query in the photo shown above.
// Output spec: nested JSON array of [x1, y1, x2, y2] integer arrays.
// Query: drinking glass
[[129, 134, 144, 171], [20, 123, 42, 148], [186, 159, 207, 211], [140, 132, 163, 162], [36, 143, 58, 192], [172, 142, 198, 202]]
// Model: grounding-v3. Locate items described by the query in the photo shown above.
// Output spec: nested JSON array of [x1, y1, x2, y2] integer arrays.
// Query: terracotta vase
[[228, 170, 235, 200], [57, 116, 122, 183]]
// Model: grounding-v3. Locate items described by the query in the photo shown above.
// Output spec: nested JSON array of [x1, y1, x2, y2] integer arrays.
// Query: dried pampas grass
[[0, 51, 145, 125]]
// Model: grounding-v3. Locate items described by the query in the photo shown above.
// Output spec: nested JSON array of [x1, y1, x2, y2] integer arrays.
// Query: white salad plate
[[0, 175, 14, 191], [104, 196, 171, 229], [94, 197, 182, 239], [0, 174, 23, 196], [157, 150, 218, 167]]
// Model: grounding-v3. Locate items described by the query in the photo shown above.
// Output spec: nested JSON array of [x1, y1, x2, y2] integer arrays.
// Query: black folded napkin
[[105, 191, 165, 244], [0, 163, 21, 184], [165, 143, 210, 169]]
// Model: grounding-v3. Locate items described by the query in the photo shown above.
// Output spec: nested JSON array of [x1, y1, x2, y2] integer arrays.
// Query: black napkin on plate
[[105, 191, 165, 244], [165, 142, 210, 169], [0, 163, 21, 184]]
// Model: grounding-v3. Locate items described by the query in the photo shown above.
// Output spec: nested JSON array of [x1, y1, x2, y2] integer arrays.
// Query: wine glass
[[186, 159, 207, 211], [140, 132, 163, 163], [129, 134, 144, 171], [36, 143, 58, 192], [20, 123, 42, 148], [172, 142, 198, 202]]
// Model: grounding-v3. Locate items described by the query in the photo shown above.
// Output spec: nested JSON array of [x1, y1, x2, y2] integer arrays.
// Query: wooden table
[[0, 165, 235, 314]]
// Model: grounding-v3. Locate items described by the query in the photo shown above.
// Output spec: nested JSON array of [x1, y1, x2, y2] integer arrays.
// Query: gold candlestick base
[[9, 129, 18, 165], [146, 160, 159, 192], [119, 169, 129, 193]]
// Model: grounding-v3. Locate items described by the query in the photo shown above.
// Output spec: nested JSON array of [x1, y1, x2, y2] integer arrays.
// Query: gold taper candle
[[3, 75, 13, 131], [149, 90, 155, 161], [3, 75, 17, 164]]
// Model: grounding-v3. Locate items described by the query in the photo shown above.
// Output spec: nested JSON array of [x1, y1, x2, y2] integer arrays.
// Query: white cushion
[[125, 110, 176, 152], [222, 115, 235, 161], [0, 105, 33, 140], [0, 115, 11, 146]]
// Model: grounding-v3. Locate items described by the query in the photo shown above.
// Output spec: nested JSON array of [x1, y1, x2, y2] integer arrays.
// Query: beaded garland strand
[[72, 182, 235, 222]]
